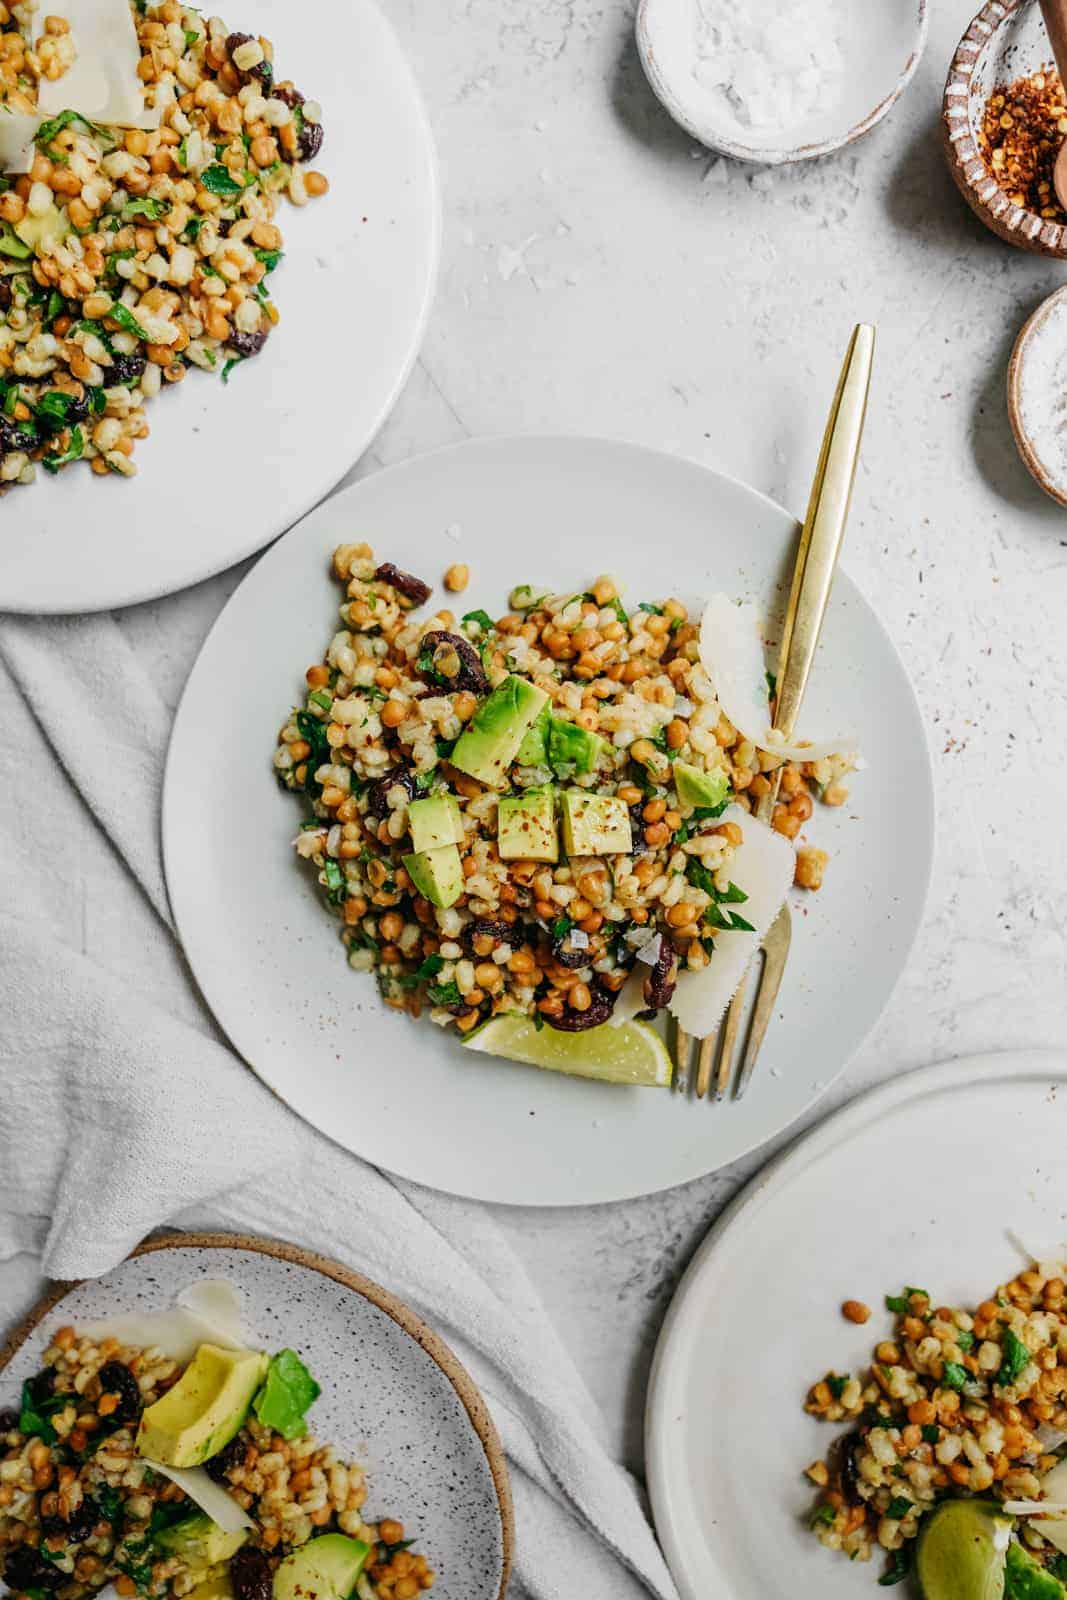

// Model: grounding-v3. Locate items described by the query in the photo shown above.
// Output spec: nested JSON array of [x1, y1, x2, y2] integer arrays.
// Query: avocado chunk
[[408, 793, 463, 853], [1004, 1543, 1066, 1600], [547, 718, 608, 777], [273, 1535, 370, 1600], [916, 1500, 1013, 1600], [560, 790, 632, 856], [498, 787, 558, 862], [137, 1345, 268, 1468], [673, 762, 729, 810], [516, 706, 549, 768], [403, 844, 464, 908], [186, 1575, 234, 1600], [155, 1515, 248, 1568], [450, 676, 550, 787]]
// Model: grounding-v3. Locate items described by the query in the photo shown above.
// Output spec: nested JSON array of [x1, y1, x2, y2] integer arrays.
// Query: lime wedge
[[462, 1015, 672, 1086], [916, 1501, 1013, 1600]]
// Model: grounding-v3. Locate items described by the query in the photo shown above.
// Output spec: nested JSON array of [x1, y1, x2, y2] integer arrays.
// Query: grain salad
[[0, 0, 328, 488], [0, 1322, 435, 1600], [805, 1266, 1067, 1587], [272, 546, 855, 1041]]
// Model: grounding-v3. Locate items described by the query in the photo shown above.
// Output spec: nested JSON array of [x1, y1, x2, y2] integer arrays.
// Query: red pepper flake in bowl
[[979, 67, 1067, 225]]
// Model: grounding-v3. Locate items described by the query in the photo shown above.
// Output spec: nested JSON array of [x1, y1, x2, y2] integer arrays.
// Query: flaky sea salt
[[692, 0, 845, 136]]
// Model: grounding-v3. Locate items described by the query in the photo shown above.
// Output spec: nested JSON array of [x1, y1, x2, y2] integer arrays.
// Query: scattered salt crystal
[[636, 934, 664, 967], [569, 928, 589, 950], [445, 522, 462, 541]]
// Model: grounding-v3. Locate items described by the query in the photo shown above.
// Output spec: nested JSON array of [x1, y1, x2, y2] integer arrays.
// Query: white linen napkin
[[0, 610, 680, 1600]]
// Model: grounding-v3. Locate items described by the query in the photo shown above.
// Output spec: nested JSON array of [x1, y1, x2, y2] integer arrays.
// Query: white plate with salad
[[0, 0, 439, 613], [161, 435, 934, 1206]]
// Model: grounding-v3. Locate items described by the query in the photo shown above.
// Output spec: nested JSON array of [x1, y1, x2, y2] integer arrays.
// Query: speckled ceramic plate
[[645, 1051, 1067, 1600], [0, 1233, 512, 1600], [0, 0, 440, 614], [163, 435, 934, 1206]]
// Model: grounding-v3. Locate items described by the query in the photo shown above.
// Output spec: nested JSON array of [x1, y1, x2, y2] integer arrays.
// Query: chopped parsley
[[322, 858, 345, 904], [637, 601, 664, 615], [921, 1423, 940, 1444], [940, 1361, 969, 1392], [108, 304, 152, 342], [426, 980, 462, 1008], [42, 425, 84, 473], [254, 247, 283, 272], [826, 1374, 848, 1400], [996, 1327, 1031, 1389], [122, 197, 168, 221], [462, 609, 494, 633], [877, 1547, 911, 1587], [955, 1330, 975, 1352], [885, 1287, 929, 1314], [220, 358, 242, 384], [200, 163, 244, 196], [810, 1505, 835, 1528], [294, 710, 330, 792], [34, 109, 113, 159], [18, 1378, 68, 1443], [886, 1496, 912, 1521]]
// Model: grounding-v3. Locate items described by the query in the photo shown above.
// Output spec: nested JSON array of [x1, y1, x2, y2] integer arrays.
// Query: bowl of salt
[[1009, 285, 1067, 507], [635, 0, 928, 164]]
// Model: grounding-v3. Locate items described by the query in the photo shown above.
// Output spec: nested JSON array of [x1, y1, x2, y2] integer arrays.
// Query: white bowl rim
[[634, 0, 929, 166]]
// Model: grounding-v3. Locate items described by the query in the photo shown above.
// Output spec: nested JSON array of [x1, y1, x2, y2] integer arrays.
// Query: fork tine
[[733, 907, 792, 1101], [695, 1032, 716, 1098], [673, 1023, 691, 1091], [714, 973, 748, 1101]]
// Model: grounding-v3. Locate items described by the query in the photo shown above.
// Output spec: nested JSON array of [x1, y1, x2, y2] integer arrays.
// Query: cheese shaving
[[698, 594, 856, 763]]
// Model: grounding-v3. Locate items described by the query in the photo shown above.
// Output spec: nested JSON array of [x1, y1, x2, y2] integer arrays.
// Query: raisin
[[227, 330, 268, 359], [837, 1431, 863, 1505], [96, 1361, 142, 1423], [0, 279, 12, 314], [205, 1432, 247, 1483], [0, 416, 38, 456], [366, 764, 417, 820], [109, 353, 146, 385], [250, 59, 273, 90], [544, 982, 617, 1031], [3, 1546, 64, 1591], [0, 1408, 19, 1433], [416, 630, 487, 693], [230, 1546, 273, 1600], [273, 85, 304, 110], [41, 1495, 101, 1544], [643, 940, 678, 1010], [297, 118, 324, 164], [375, 562, 432, 609], [552, 930, 589, 970], [26, 1368, 56, 1405]]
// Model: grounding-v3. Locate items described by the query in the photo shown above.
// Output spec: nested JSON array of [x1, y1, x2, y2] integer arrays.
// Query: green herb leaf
[[550, 916, 573, 941], [810, 1504, 835, 1528], [637, 601, 664, 615], [200, 163, 244, 196], [252, 1349, 321, 1440], [956, 1330, 975, 1352], [940, 1361, 969, 1393], [183, 217, 204, 241], [18, 1378, 67, 1442], [108, 303, 152, 342], [426, 980, 462, 1007], [254, 247, 283, 272], [996, 1327, 1031, 1389], [294, 710, 330, 793], [96, 1486, 123, 1525], [322, 858, 345, 905], [878, 1546, 911, 1587], [921, 1424, 939, 1444], [413, 954, 444, 982], [42, 424, 84, 473], [886, 1496, 912, 1520], [610, 598, 629, 626], [220, 357, 241, 384], [122, 197, 167, 222], [826, 1374, 848, 1400], [0, 221, 32, 260], [35, 108, 113, 159], [183, 27, 199, 49], [462, 609, 494, 632], [1049, 1555, 1067, 1583], [309, 689, 333, 713]]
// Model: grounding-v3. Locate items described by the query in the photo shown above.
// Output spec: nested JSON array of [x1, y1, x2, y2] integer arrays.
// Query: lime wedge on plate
[[916, 1501, 1013, 1600], [462, 1016, 672, 1086]]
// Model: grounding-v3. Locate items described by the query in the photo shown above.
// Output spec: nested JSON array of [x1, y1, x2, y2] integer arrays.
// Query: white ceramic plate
[[636, 0, 927, 165], [0, 0, 439, 615], [0, 1232, 512, 1600], [162, 435, 933, 1207], [645, 1050, 1067, 1600]]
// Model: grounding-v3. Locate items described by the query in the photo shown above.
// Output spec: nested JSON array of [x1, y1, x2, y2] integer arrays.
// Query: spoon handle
[[1040, 0, 1067, 87]]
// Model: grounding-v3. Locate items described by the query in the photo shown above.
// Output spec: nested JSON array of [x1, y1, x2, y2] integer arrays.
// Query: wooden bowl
[[944, 0, 1067, 257]]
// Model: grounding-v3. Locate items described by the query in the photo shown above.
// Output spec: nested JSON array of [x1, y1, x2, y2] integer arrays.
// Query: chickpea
[[305, 171, 331, 197], [772, 806, 801, 839], [306, 664, 330, 689], [642, 798, 666, 822], [715, 821, 743, 846], [444, 562, 469, 592], [789, 790, 814, 823], [380, 699, 408, 728], [666, 719, 688, 750], [569, 982, 592, 1012], [841, 1300, 870, 1325], [643, 822, 671, 847]]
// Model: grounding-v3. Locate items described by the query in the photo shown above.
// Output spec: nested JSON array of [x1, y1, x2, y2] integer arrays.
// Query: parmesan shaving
[[698, 594, 856, 763], [83, 1280, 250, 1362], [667, 804, 794, 1036], [142, 1462, 254, 1533], [35, 0, 159, 129]]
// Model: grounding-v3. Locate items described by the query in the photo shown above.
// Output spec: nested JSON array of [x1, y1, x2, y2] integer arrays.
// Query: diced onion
[[142, 1462, 253, 1534]]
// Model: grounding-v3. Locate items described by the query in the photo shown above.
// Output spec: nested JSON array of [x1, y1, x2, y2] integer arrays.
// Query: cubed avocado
[[560, 790, 632, 856], [408, 793, 463, 853], [403, 844, 464, 908], [547, 718, 608, 776], [185, 1574, 233, 1600], [137, 1345, 268, 1468], [498, 787, 558, 862], [673, 762, 729, 810], [515, 706, 549, 767], [1004, 1543, 1066, 1600], [273, 1535, 371, 1600], [155, 1515, 248, 1568], [450, 676, 550, 787]]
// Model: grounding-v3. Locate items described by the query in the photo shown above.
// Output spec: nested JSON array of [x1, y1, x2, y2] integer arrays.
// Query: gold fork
[[676, 322, 876, 1100]]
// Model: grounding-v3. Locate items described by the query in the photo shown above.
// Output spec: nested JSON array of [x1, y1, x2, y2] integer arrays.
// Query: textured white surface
[[1, 0, 1064, 1490]]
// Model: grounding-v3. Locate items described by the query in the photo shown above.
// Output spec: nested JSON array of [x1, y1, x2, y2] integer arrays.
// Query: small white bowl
[[635, 0, 928, 165]]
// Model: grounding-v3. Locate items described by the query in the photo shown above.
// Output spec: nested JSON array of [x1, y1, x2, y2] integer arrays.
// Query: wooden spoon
[[1039, 0, 1067, 211]]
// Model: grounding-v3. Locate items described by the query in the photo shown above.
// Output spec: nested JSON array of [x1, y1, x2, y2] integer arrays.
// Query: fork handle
[[773, 324, 876, 744]]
